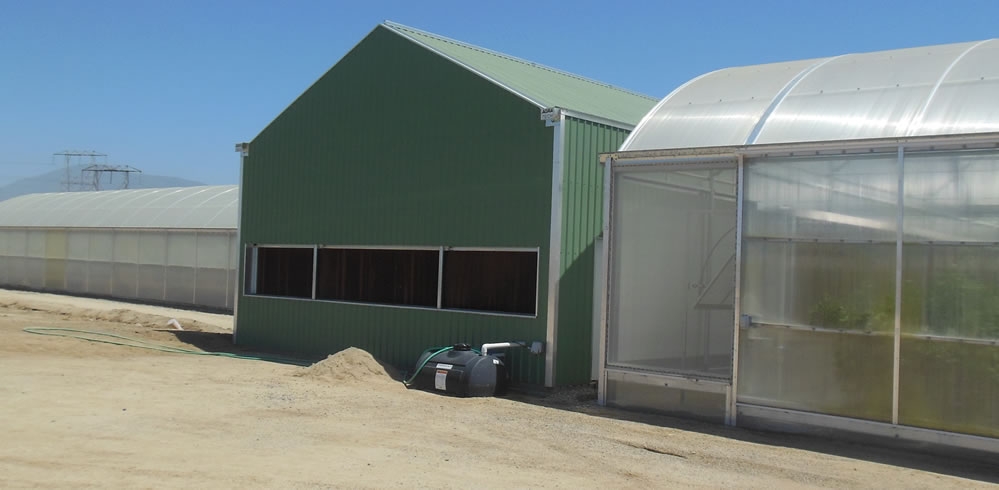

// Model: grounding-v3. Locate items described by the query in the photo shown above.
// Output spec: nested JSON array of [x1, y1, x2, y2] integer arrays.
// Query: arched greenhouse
[[0, 185, 238, 311], [598, 39, 999, 455]]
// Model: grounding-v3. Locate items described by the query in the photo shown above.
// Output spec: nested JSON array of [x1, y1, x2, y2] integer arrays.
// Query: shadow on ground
[[166, 331, 319, 367], [505, 385, 999, 485]]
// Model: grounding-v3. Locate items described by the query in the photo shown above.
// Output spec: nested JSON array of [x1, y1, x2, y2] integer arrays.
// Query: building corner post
[[543, 108, 565, 388]]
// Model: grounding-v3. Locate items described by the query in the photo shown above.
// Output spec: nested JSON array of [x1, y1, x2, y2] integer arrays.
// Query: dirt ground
[[1, 289, 996, 489]]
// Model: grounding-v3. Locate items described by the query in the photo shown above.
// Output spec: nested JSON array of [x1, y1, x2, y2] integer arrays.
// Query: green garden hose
[[402, 346, 454, 386], [401, 344, 483, 386], [22, 327, 309, 365]]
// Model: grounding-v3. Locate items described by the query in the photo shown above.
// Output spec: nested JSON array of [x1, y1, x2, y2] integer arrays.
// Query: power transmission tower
[[80, 164, 142, 190], [53, 150, 107, 191]]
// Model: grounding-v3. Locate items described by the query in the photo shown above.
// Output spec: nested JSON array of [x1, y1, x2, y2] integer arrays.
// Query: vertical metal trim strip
[[597, 157, 613, 405], [729, 154, 745, 426], [544, 114, 566, 388], [436, 246, 444, 309], [233, 148, 246, 341], [892, 145, 905, 425], [311, 245, 318, 300]]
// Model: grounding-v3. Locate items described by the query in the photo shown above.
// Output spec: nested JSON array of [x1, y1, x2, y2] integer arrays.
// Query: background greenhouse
[[0, 185, 238, 311]]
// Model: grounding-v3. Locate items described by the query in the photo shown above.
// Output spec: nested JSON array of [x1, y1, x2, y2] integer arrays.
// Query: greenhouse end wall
[[602, 135, 999, 449], [0, 227, 238, 311]]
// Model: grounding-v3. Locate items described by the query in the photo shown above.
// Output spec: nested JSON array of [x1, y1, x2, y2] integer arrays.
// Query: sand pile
[[296, 347, 401, 386]]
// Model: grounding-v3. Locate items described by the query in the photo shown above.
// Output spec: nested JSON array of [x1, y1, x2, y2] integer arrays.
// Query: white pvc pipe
[[480, 342, 523, 356]]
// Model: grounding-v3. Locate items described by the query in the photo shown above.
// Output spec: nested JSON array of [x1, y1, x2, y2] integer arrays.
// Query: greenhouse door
[[603, 162, 737, 422]]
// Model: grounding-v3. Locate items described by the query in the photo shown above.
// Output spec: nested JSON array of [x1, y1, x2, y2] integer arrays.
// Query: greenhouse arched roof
[[0, 185, 238, 229], [621, 39, 999, 151]]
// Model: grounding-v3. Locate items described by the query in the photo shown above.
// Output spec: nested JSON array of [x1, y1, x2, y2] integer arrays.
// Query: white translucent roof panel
[[913, 39, 999, 135], [622, 39, 999, 151], [0, 185, 238, 229], [623, 59, 818, 150]]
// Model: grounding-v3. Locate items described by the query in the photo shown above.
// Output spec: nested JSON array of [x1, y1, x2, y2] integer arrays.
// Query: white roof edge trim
[[619, 68, 724, 151], [381, 23, 546, 110], [904, 39, 995, 136], [744, 55, 843, 145]]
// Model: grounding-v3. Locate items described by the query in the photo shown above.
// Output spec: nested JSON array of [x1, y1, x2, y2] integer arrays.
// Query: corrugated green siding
[[555, 117, 630, 385], [237, 25, 553, 384]]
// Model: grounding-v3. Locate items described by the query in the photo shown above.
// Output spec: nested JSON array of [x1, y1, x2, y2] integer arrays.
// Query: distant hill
[[0, 165, 205, 202]]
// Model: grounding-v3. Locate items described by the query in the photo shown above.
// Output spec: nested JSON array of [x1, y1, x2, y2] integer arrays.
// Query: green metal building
[[235, 21, 656, 386]]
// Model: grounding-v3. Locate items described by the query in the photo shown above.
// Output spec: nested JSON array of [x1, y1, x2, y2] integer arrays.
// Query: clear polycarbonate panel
[[741, 241, 897, 333], [227, 269, 236, 307], [165, 267, 195, 304], [166, 233, 197, 267], [26, 230, 46, 258], [137, 264, 165, 301], [112, 263, 137, 298], [67, 230, 90, 260], [64, 260, 88, 293], [0, 185, 238, 229], [0, 231, 9, 256], [899, 337, 999, 437], [7, 230, 27, 256], [228, 234, 239, 270], [743, 155, 898, 242], [138, 233, 167, 265], [605, 377, 727, 423], [23, 258, 45, 288], [903, 150, 999, 243], [623, 40, 999, 152], [88, 262, 112, 295], [739, 153, 897, 421], [7, 257, 26, 286], [755, 43, 972, 144], [195, 268, 229, 308], [738, 323, 893, 421], [914, 39, 999, 136], [89, 231, 113, 262], [112, 231, 139, 263], [196, 233, 231, 269], [899, 244, 999, 438], [43, 259, 65, 288], [608, 166, 736, 379], [622, 59, 818, 151]]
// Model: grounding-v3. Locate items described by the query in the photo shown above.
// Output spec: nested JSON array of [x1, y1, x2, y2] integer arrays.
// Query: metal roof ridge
[[381, 21, 658, 102]]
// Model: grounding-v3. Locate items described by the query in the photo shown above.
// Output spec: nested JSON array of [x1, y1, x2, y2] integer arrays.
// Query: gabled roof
[[622, 39, 999, 151], [0, 185, 238, 230], [382, 21, 657, 127]]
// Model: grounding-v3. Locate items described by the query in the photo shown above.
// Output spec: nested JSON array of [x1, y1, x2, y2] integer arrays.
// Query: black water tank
[[410, 344, 508, 397]]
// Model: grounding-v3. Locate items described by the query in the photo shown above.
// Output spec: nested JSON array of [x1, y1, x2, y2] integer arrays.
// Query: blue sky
[[2, 0, 997, 186]]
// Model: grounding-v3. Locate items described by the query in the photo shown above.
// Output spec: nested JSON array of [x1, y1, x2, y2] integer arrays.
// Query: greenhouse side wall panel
[[0, 227, 236, 311], [737, 147, 999, 439]]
